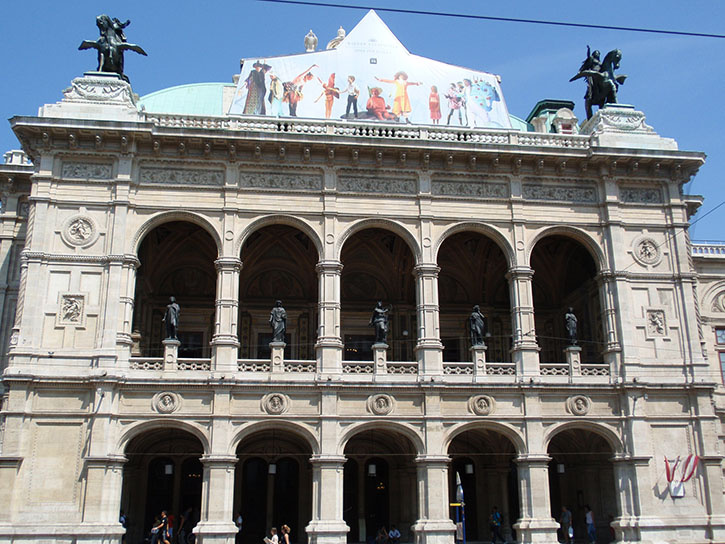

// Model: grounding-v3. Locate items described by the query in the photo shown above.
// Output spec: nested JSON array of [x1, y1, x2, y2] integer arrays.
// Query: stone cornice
[[21, 251, 139, 266]]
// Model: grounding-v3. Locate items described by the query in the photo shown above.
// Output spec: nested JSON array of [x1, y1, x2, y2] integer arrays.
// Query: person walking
[[560, 506, 572, 544], [585, 505, 596, 543], [280, 524, 291, 544], [489, 506, 504, 543]]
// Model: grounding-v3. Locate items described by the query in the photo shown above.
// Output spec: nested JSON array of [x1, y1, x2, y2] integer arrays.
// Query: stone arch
[[702, 280, 725, 313], [336, 218, 421, 264], [230, 419, 321, 456], [526, 225, 606, 272], [118, 418, 211, 456], [542, 421, 624, 455], [338, 420, 425, 456], [433, 222, 515, 268], [443, 420, 527, 456], [132, 211, 222, 257], [235, 214, 324, 259]]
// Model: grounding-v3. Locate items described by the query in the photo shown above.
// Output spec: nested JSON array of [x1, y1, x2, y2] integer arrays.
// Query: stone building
[[1, 11, 724, 544]]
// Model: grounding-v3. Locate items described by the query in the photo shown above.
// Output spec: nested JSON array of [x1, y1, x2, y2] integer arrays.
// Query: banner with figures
[[228, 10, 511, 129]]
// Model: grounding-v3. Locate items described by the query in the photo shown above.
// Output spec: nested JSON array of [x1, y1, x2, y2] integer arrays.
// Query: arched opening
[[340, 229, 416, 362], [238, 225, 319, 360], [343, 428, 418, 543], [234, 428, 313, 544], [133, 221, 217, 357], [530, 236, 603, 364], [448, 428, 519, 542], [437, 231, 511, 363], [120, 427, 204, 544], [548, 428, 618, 544]]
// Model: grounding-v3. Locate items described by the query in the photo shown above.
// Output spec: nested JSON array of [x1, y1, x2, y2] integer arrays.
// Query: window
[[716, 328, 725, 383]]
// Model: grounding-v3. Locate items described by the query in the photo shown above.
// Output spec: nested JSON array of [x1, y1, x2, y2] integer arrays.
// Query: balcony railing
[[692, 241, 725, 258]]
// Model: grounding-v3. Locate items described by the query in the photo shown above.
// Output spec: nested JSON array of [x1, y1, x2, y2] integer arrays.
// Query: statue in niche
[[565, 307, 578, 346], [79, 14, 147, 83], [269, 300, 287, 343], [369, 301, 391, 344], [468, 305, 487, 346], [162, 296, 180, 340], [570, 46, 627, 119]]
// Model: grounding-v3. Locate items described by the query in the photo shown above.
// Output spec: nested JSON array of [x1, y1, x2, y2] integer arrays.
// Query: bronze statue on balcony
[[565, 307, 578, 346], [570, 46, 627, 119], [79, 14, 147, 83], [269, 300, 287, 343], [468, 305, 487, 347], [163, 296, 180, 340], [369, 301, 391, 344]]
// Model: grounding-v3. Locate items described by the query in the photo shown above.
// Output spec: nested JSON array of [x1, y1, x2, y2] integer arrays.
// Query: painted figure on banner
[[243, 61, 272, 115], [341, 75, 360, 118], [375, 71, 421, 123], [268, 72, 285, 117], [283, 65, 319, 116], [366, 87, 397, 121], [445, 83, 463, 126], [429, 85, 441, 124], [315, 73, 341, 119]]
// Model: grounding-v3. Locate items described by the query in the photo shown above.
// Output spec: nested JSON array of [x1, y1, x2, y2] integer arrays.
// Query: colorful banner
[[228, 11, 511, 129]]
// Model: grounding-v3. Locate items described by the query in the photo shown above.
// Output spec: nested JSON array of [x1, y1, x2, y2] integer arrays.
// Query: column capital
[[506, 265, 534, 280], [214, 256, 242, 271], [415, 454, 451, 466], [515, 453, 551, 465], [316, 259, 343, 273], [83, 454, 128, 468], [200, 454, 239, 466], [309, 454, 347, 466], [414, 263, 440, 276]]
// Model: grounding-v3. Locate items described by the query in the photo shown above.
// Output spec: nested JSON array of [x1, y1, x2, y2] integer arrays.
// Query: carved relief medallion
[[262, 393, 290, 415], [632, 236, 662, 266], [61, 215, 99, 248], [646, 309, 667, 336], [567, 395, 591, 416], [153, 392, 180, 414], [57, 293, 86, 327], [367, 394, 394, 415], [468, 394, 496, 416]]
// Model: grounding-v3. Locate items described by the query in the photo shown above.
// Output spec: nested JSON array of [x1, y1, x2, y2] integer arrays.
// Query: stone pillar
[[507, 266, 540, 377], [82, 456, 127, 528], [212, 257, 242, 372], [596, 271, 622, 370], [471, 344, 487, 380], [373, 343, 388, 374], [564, 346, 582, 381], [196, 455, 238, 544], [116, 255, 140, 362], [497, 467, 512, 542], [513, 454, 558, 544], [163, 338, 180, 370], [0, 456, 22, 522], [270, 341, 286, 373], [412, 455, 456, 544], [413, 264, 444, 377], [306, 455, 349, 544], [316, 260, 343, 374]]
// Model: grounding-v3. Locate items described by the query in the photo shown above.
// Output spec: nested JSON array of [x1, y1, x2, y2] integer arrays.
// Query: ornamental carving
[[367, 394, 394, 416], [153, 392, 180, 414], [59, 294, 84, 325], [646, 309, 666, 336], [262, 393, 290, 415], [632, 237, 662, 266], [468, 394, 496, 416], [620, 187, 663, 204], [711, 292, 725, 313], [62, 75, 135, 106], [598, 109, 654, 133], [338, 175, 416, 194], [567, 395, 591, 416], [61, 162, 113, 180], [240, 172, 321, 190], [61, 215, 99, 248], [432, 180, 507, 199], [140, 167, 224, 186], [522, 183, 597, 203]]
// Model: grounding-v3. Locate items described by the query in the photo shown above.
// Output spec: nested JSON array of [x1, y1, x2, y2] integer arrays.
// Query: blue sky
[[2, 1, 723, 239]]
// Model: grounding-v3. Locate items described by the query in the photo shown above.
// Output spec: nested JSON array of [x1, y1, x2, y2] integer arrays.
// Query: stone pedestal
[[373, 343, 388, 374], [579, 104, 677, 150], [130, 330, 142, 356], [564, 345, 582, 381], [163, 338, 180, 370], [270, 341, 286, 373], [471, 344, 487, 379]]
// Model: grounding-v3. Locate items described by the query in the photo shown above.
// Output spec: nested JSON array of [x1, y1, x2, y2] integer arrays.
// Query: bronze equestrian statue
[[570, 46, 627, 119], [79, 15, 147, 83]]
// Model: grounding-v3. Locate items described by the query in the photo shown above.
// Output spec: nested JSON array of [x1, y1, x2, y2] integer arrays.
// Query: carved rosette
[[153, 392, 181, 414], [61, 215, 99, 248], [367, 394, 394, 416], [567, 395, 591, 416], [468, 395, 495, 416], [262, 393, 290, 415], [632, 236, 662, 266]]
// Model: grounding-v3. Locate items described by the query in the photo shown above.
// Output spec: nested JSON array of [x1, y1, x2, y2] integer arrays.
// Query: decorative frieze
[[239, 171, 322, 190], [522, 183, 597, 203], [620, 186, 663, 204], [61, 162, 113, 180], [140, 166, 224, 186], [338, 175, 416, 194], [62, 74, 136, 106], [432, 178, 508, 199]]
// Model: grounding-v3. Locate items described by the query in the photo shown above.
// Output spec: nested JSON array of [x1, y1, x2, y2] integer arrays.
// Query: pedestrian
[[584, 505, 596, 543], [489, 506, 504, 543], [388, 525, 400, 544], [119, 511, 128, 543], [280, 524, 291, 544], [560, 506, 572, 544], [235, 511, 243, 544]]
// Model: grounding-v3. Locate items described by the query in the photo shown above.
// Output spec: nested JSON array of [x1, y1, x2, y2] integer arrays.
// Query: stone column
[[316, 260, 343, 374], [411, 455, 456, 544], [82, 456, 127, 529], [497, 466, 512, 542], [305, 455, 349, 544], [513, 454, 558, 544], [212, 257, 242, 372], [196, 455, 238, 544], [564, 346, 582, 381], [413, 264, 444, 377], [507, 266, 540, 377], [596, 271, 622, 371], [116, 255, 140, 363]]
